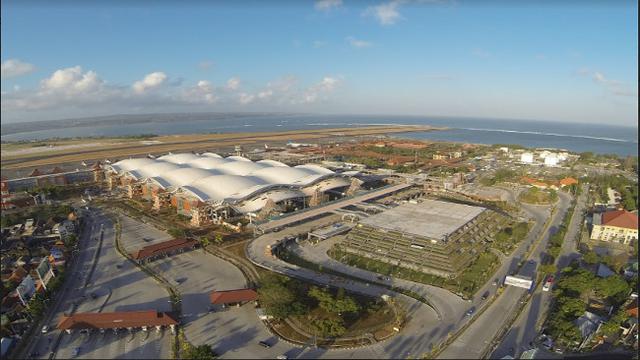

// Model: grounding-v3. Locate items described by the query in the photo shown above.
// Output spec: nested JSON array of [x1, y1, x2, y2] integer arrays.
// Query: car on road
[[466, 309, 475, 317], [276, 355, 288, 360], [258, 340, 271, 348], [542, 275, 555, 292], [492, 279, 499, 286], [72, 347, 81, 357], [41, 325, 49, 333], [481, 291, 490, 300]]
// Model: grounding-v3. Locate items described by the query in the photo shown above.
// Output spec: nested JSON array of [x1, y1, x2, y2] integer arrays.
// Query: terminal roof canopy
[[358, 199, 486, 241]]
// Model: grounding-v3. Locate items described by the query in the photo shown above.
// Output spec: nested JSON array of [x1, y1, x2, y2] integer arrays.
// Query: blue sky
[[1, 0, 637, 126]]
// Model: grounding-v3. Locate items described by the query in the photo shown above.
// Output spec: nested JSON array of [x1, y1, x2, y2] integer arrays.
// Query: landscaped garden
[[257, 272, 401, 343], [328, 245, 499, 299]]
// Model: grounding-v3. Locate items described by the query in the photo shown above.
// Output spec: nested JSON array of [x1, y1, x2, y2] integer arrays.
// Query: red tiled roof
[[58, 310, 178, 330], [602, 210, 638, 230], [132, 238, 197, 260], [29, 169, 43, 177], [627, 302, 638, 318], [210, 288, 258, 305], [560, 177, 578, 186]]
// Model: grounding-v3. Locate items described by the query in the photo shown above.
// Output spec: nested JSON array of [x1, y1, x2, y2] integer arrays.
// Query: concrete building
[[105, 152, 353, 226], [591, 210, 638, 245], [520, 152, 534, 164], [543, 154, 559, 167], [340, 199, 507, 277]]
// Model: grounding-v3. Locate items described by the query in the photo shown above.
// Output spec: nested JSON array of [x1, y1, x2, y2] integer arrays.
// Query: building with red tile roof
[[57, 310, 178, 333], [591, 209, 638, 245], [559, 177, 578, 187], [210, 289, 258, 305], [131, 238, 197, 262]]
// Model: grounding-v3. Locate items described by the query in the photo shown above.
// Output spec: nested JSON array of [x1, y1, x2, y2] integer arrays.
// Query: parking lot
[[55, 327, 172, 359], [119, 215, 173, 254], [52, 212, 172, 359]]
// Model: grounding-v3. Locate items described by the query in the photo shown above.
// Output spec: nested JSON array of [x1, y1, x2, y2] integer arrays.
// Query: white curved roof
[[181, 175, 271, 202], [111, 153, 353, 212], [257, 159, 289, 167], [186, 157, 231, 169], [110, 158, 158, 173], [127, 162, 184, 180], [252, 166, 326, 186], [295, 164, 335, 175], [157, 153, 201, 164], [215, 161, 270, 176], [150, 168, 219, 189], [201, 152, 223, 158], [226, 155, 252, 162]]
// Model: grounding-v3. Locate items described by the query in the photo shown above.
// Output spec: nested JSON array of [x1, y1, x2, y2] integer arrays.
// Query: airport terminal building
[[105, 152, 355, 226], [341, 199, 507, 278]]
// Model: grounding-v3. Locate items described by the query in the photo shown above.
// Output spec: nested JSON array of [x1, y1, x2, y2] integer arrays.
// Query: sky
[[1, 0, 637, 126]]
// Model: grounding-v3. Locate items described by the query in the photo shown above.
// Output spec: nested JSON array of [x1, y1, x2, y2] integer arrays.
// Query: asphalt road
[[491, 186, 588, 359], [438, 188, 572, 359]]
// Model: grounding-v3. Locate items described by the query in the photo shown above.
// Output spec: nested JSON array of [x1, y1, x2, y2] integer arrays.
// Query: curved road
[[246, 187, 552, 359]]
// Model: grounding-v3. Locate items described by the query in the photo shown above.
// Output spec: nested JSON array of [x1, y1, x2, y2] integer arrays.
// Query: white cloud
[[1, 59, 36, 78], [315, 0, 342, 11], [182, 80, 216, 104], [302, 76, 341, 104], [41, 66, 105, 93], [132, 72, 167, 94], [226, 77, 241, 90], [239, 92, 255, 104], [576, 68, 636, 97], [364, 1, 404, 25], [346, 36, 373, 48]]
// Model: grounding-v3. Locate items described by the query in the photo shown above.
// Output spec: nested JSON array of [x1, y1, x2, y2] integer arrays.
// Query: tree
[[199, 237, 210, 248], [557, 297, 586, 318], [183, 344, 217, 359], [213, 233, 224, 245], [556, 268, 594, 296], [600, 307, 627, 338], [595, 275, 630, 302], [308, 286, 359, 314], [538, 264, 557, 276], [583, 250, 599, 265], [257, 274, 305, 319], [168, 227, 186, 238]]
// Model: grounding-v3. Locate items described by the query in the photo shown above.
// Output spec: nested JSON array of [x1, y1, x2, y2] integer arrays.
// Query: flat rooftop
[[359, 199, 485, 240]]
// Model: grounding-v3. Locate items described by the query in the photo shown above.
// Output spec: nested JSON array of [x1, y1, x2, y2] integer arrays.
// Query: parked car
[[258, 341, 271, 348], [41, 325, 49, 334], [466, 309, 475, 317], [481, 291, 490, 300], [72, 347, 81, 357], [276, 355, 288, 360]]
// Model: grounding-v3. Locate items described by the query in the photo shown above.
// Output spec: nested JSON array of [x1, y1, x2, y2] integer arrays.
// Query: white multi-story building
[[521, 152, 534, 164], [544, 154, 559, 167]]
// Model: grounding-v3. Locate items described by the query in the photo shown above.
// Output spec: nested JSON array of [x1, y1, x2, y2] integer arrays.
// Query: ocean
[[1, 114, 637, 156]]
